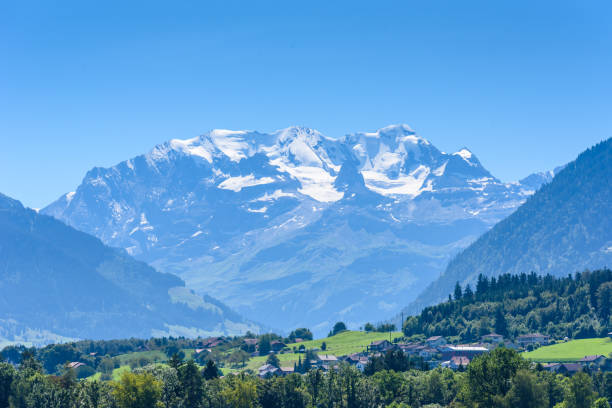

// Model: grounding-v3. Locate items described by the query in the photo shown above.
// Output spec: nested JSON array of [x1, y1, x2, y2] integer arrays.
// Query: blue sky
[[1, 0, 610, 209]]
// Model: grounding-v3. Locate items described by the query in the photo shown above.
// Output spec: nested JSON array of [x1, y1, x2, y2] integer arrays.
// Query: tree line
[[404, 269, 612, 342], [0, 329, 315, 377], [1, 348, 612, 407]]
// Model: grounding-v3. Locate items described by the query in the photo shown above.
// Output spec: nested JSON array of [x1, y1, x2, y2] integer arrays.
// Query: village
[[251, 332, 612, 378]]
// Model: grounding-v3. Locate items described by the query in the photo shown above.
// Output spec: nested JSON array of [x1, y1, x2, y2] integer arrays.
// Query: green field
[[87, 330, 402, 378], [116, 350, 166, 365], [286, 330, 402, 356], [87, 348, 198, 381], [88, 365, 131, 381], [523, 337, 612, 362], [243, 330, 402, 371]]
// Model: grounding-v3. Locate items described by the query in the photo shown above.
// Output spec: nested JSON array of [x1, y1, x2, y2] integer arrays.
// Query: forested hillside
[[404, 270, 612, 341], [409, 138, 612, 312], [0, 193, 258, 345]]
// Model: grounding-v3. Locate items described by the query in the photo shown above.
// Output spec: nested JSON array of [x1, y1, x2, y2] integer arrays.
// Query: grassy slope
[[87, 331, 402, 378], [244, 330, 402, 370], [116, 350, 166, 365], [88, 365, 131, 381], [523, 338, 612, 362], [286, 330, 402, 356]]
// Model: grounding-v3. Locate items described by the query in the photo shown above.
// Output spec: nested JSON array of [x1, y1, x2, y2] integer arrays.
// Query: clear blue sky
[[1, 0, 610, 209]]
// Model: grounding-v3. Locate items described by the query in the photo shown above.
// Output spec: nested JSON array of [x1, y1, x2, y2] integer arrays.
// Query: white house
[[426, 336, 447, 348]]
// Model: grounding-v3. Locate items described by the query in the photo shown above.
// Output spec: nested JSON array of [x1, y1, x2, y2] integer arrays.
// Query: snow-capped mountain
[[43, 124, 547, 335]]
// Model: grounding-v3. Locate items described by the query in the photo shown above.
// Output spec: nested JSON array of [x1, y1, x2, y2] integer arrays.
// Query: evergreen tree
[[464, 284, 474, 300], [494, 307, 508, 336], [259, 336, 271, 356], [296, 355, 303, 374], [454, 282, 463, 301], [597, 282, 612, 321], [266, 353, 280, 368], [476, 274, 489, 299], [202, 360, 219, 380], [178, 360, 203, 408], [168, 353, 183, 370]]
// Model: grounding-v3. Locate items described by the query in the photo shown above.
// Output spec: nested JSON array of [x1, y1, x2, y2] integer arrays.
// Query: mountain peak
[[274, 126, 326, 143], [379, 123, 415, 133], [453, 147, 473, 160], [42, 124, 554, 334], [0, 192, 23, 210], [363, 124, 428, 144]]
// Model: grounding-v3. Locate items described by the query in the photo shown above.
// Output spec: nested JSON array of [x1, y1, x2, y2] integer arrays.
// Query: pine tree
[[454, 282, 463, 301], [202, 360, 219, 380], [297, 355, 303, 374], [168, 353, 183, 370], [464, 284, 474, 301]]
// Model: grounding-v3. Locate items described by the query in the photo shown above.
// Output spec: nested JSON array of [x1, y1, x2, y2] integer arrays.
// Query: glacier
[[43, 124, 552, 335]]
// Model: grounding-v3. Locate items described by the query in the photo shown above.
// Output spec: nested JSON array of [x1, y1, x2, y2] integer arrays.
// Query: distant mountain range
[[407, 137, 612, 313], [43, 124, 553, 335], [0, 193, 259, 346]]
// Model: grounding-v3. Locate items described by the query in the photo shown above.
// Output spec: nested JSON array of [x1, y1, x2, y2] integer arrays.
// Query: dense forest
[[403, 270, 612, 342], [1, 347, 611, 408], [411, 137, 612, 313]]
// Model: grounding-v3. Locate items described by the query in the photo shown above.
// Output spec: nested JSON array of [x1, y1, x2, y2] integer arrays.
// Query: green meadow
[[523, 337, 612, 362], [87, 330, 402, 378], [243, 330, 403, 370]]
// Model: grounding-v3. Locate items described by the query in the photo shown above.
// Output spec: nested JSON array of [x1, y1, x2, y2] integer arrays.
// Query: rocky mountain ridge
[[43, 124, 553, 334]]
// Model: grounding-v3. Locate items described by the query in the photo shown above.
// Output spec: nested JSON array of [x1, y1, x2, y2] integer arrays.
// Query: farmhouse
[[317, 354, 339, 367], [355, 357, 369, 372], [397, 343, 421, 355], [270, 340, 287, 352], [258, 364, 280, 378], [280, 367, 294, 376], [557, 363, 582, 375], [441, 356, 470, 370], [426, 336, 447, 348], [542, 363, 561, 372], [369, 340, 394, 352], [579, 355, 606, 366], [516, 333, 550, 347], [344, 354, 362, 364], [202, 337, 225, 348]]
